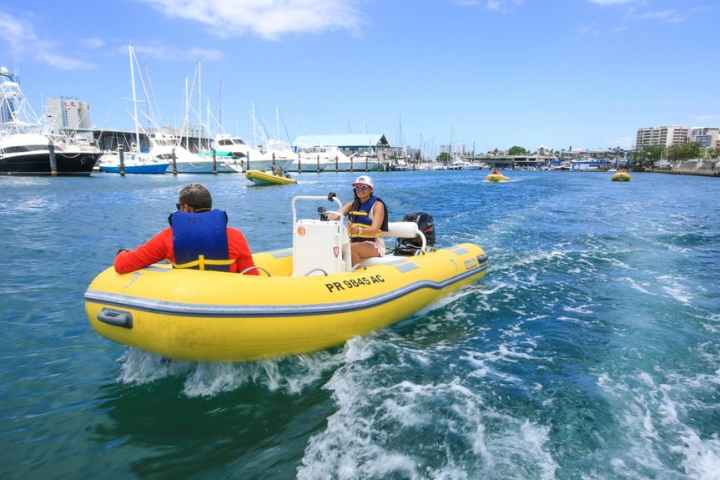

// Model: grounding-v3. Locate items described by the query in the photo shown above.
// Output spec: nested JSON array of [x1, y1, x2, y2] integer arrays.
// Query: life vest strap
[[173, 255, 235, 270], [349, 211, 368, 216]]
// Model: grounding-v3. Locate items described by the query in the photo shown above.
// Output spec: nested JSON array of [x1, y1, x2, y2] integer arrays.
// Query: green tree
[[632, 145, 664, 169], [436, 152, 451, 163], [508, 146, 528, 155], [667, 142, 701, 161]]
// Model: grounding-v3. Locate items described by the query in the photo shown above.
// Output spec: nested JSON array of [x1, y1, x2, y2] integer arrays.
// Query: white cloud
[[123, 43, 224, 62], [588, 0, 638, 5], [81, 37, 106, 49], [690, 114, 720, 124], [0, 9, 94, 70], [138, 0, 361, 39], [455, 0, 525, 12], [637, 9, 686, 23]]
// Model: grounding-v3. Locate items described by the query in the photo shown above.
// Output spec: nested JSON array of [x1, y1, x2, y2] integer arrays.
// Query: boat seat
[[356, 222, 426, 269], [357, 254, 407, 268]]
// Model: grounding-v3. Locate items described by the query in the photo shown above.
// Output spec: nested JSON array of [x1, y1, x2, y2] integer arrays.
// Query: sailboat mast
[[197, 62, 202, 149], [206, 99, 210, 149], [251, 102, 256, 147], [184, 77, 189, 149], [129, 45, 141, 152], [275, 106, 280, 139]]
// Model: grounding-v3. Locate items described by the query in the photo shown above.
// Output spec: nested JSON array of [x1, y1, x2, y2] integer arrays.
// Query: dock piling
[[48, 141, 57, 176], [335, 155, 338, 172], [316, 155, 320, 173], [212, 149, 217, 174], [119, 148, 125, 176], [171, 148, 177, 175]]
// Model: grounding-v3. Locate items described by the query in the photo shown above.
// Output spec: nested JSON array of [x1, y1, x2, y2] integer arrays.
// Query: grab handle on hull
[[97, 308, 133, 329]]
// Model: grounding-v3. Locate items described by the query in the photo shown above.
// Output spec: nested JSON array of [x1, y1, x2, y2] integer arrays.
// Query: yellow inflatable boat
[[85, 195, 488, 361], [246, 169, 297, 186], [611, 171, 631, 182], [485, 173, 510, 183]]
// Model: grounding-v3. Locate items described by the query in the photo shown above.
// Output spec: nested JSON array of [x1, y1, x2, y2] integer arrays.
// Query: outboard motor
[[394, 212, 435, 256]]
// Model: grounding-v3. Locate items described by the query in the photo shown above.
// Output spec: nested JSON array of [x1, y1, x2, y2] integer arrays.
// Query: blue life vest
[[169, 210, 232, 271], [348, 195, 388, 239]]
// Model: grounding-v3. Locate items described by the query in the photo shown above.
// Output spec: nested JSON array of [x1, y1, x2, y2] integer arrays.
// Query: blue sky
[[1, 0, 717, 152]]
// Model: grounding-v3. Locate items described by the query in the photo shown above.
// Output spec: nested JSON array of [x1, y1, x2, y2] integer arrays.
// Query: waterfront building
[[45, 97, 92, 131], [292, 134, 390, 155], [292, 134, 391, 171], [635, 126, 688, 148], [688, 127, 720, 149]]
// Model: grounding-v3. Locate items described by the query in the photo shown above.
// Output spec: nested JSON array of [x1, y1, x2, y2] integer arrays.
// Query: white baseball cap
[[352, 175, 374, 189]]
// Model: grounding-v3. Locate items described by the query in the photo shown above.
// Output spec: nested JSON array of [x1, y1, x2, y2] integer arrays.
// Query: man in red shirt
[[114, 184, 257, 275]]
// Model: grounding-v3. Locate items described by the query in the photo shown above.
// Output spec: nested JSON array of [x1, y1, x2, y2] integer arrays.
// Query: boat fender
[[169, 210, 233, 271]]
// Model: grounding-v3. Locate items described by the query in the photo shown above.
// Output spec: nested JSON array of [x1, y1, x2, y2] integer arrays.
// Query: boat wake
[[297, 336, 558, 479], [117, 347, 344, 397]]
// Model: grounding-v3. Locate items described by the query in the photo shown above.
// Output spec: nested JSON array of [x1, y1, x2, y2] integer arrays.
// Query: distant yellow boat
[[486, 173, 510, 183], [611, 171, 631, 182], [246, 169, 297, 186]]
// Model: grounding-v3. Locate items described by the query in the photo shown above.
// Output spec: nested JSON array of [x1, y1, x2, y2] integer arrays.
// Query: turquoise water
[[2, 171, 719, 479]]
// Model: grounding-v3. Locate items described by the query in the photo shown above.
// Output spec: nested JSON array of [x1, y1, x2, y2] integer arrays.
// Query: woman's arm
[[326, 202, 352, 220]]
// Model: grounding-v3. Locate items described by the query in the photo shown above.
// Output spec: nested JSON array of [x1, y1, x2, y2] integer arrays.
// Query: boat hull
[[84, 244, 487, 361], [100, 163, 169, 174], [0, 152, 99, 176], [611, 172, 631, 182], [246, 169, 297, 186], [486, 174, 509, 183]]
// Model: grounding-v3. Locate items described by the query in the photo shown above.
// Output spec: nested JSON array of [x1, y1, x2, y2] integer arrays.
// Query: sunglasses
[[354, 184, 371, 191]]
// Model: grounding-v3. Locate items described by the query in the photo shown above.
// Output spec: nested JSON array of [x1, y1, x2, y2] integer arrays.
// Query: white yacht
[[213, 134, 294, 172], [151, 132, 234, 173], [292, 146, 360, 172], [0, 67, 100, 175]]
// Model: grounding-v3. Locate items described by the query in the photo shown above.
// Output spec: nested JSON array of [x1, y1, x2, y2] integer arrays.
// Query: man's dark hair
[[178, 184, 212, 210]]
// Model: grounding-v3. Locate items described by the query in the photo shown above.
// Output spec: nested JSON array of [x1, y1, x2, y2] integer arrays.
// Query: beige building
[[635, 125, 688, 148], [688, 127, 720, 149]]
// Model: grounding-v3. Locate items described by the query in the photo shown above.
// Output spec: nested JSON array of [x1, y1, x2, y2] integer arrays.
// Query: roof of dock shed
[[292, 134, 389, 148]]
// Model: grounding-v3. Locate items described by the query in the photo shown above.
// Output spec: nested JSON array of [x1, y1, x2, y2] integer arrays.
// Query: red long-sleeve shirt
[[114, 227, 258, 275]]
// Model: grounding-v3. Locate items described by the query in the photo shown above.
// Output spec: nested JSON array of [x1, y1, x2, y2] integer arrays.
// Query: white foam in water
[[117, 347, 343, 397], [562, 304, 594, 315], [596, 367, 720, 478], [620, 277, 656, 296], [674, 430, 720, 480], [656, 275, 694, 305], [298, 337, 557, 479], [118, 348, 191, 384]]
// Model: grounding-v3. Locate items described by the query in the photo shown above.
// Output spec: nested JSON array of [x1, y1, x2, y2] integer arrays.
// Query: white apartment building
[[635, 125, 688, 148], [45, 96, 92, 131], [688, 127, 720, 149]]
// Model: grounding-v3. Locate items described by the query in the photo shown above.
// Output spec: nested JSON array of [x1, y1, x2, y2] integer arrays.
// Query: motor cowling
[[394, 212, 435, 256]]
